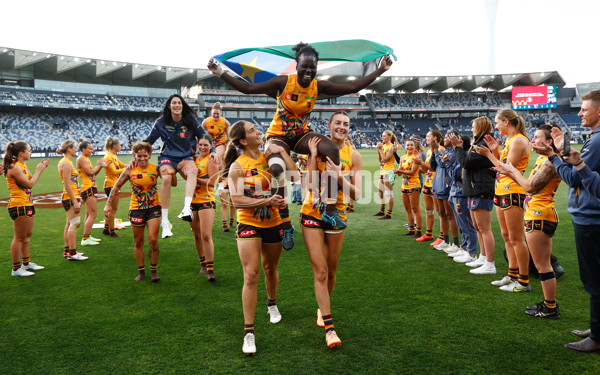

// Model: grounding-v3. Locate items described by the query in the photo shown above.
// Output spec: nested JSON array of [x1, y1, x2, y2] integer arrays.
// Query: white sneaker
[[499, 280, 531, 292], [161, 222, 173, 239], [466, 255, 486, 267], [63, 251, 85, 258], [470, 261, 496, 274], [444, 244, 461, 254], [23, 262, 44, 271], [491, 275, 514, 287], [434, 241, 450, 251], [454, 253, 477, 263], [448, 248, 466, 258], [81, 238, 100, 246], [242, 333, 256, 355], [267, 305, 282, 323], [11, 266, 35, 277], [68, 253, 89, 261], [177, 207, 193, 222]]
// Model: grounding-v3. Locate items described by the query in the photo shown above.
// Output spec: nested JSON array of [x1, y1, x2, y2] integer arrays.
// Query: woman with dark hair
[[224, 120, 295, 355], [209, 42, 393, 249], [104, 142, 162, 282], [448, 117, 496, 274], [190, 134, 219, 281], [493, 124, 562, 317], [430, 133, 460, 253], [57, 140, 88, 261], [77, 140, 107, 246], [102, 137, 125, 238], [476, 109, 531, 291], [446, 133, 479, 264], [4, 141, 49, 276], [143, 94, 211, 239]]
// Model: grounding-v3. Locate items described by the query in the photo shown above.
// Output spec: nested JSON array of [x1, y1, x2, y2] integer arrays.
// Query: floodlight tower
[[485, 0, 499, 75]]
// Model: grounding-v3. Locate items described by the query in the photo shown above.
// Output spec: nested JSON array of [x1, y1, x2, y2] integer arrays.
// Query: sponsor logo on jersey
[[239, 230, 256, 237], [132, 174, 143, 180], [131, 217, 143, 224], [180, 132, 189, 138], [533, 210, 542, 216], [159, 159, 172, 165], [245, 168, 259, 177], [285, 93, 299, 101]]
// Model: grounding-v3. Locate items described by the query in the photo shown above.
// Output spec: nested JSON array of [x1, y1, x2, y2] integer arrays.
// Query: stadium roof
[[0, 47, 566, 93]]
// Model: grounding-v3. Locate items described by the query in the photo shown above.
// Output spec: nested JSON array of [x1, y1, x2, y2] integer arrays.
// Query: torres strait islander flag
[[212, 39, 396, 84]]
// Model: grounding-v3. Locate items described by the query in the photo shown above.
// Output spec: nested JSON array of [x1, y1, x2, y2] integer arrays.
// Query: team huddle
[[5, 42, 600, 354]]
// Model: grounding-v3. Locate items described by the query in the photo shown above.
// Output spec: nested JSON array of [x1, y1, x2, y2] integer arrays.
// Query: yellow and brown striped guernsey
[[205, 117, 228, 146], [6, 161, 33, 208], [495, 133, 529, 195], [266, 74, 317, 139], [58, 158, 80, 200], [103, 151, 125, 189], [424, 149, 435, 188], [400, 153, 421, 190], [128, 163, 161, 211], [380, 143, 395, 176], [192, 154, 215, 204], [301, 144, 352, 221], [524, 155, 561, 222], [78, 155, 96, 191], [235, 153, 281, 228]]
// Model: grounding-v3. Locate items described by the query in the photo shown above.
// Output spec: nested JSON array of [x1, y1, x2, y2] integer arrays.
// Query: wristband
[[574, 160, 584, 167], [548, 154, 558, 162]]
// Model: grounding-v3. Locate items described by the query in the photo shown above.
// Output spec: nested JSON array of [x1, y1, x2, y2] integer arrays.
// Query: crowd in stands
[[0, 108, 157, 152], [0, 88, 164, 112]]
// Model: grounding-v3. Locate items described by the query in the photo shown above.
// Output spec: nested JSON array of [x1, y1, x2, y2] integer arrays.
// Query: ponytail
[[79, 140, 91, 151], [223, 142, 239, 178], [56, 140, 75, 155], [3, 141, 28, 172], [223, 120, 248, 177], [104, 136, 119, 152], [497, 109, 528, 140]]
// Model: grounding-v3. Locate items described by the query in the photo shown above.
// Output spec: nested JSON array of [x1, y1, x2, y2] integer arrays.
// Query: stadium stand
[[0, 107, 157, 152]]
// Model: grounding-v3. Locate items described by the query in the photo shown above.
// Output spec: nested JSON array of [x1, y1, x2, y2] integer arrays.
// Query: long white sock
[[162, 208, 169, 223], [184, 196, 192, 211]]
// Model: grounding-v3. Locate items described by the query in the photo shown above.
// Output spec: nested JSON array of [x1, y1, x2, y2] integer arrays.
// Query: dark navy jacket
[[144, 116, 207, 159]]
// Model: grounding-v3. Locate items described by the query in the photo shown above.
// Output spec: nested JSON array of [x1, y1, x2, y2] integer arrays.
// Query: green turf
[[1, 147, 599, 374]]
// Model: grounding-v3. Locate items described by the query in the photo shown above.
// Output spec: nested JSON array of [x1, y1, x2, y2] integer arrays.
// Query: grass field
[[1, 147, 600, 374]]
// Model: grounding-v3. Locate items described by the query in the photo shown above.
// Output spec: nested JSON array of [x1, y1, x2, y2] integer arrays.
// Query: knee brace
[[267, 156, 286, 179], [69, 216, 81, 231], [539, 271, 555, 281], [426, 210, 434, 216], [23, 236, 31, 243]]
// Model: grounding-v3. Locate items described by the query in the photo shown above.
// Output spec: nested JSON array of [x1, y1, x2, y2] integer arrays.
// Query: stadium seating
[[0, 108, 157, 152]]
